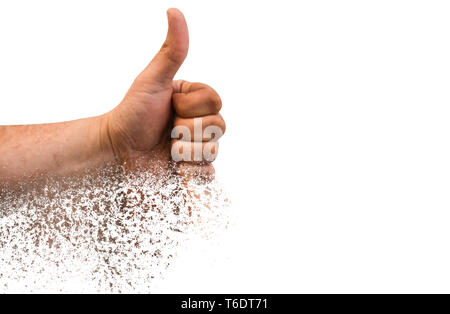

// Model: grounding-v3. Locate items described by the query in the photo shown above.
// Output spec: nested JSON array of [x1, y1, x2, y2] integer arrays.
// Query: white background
[[1, 0, 450, 293]]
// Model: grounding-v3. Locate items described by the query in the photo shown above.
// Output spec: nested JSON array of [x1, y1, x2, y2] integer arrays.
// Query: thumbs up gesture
[[105, 8, 225, 175]]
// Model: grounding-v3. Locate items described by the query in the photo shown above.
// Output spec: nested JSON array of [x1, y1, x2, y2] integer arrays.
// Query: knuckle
[[211, 115, 226, 133], [220, 116, 226, 134], [206, 90, 222, 113]]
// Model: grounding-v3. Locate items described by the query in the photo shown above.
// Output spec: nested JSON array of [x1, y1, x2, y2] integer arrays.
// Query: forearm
[[0, 115, 115, 184]]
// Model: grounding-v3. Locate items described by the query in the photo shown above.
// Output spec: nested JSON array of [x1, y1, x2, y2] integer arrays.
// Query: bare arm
[[0, 116, 114, 184]]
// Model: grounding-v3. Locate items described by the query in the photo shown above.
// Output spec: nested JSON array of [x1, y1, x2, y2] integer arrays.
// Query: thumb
[[137, 8, 189, 86]]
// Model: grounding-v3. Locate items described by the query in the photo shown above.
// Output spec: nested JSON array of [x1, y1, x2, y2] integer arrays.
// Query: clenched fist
[[105, 8, 225, 174]]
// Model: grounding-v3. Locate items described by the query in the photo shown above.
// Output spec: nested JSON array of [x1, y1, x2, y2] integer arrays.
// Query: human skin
[[0, 8, 225, 186]]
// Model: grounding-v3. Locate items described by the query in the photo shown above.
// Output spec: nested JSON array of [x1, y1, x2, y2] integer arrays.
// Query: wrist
[[95, 113, 120, 166]]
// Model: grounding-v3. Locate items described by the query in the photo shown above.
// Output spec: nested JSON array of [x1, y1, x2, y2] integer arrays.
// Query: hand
[[0, 8, 224, 185], [104, 8, 225, 175]]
